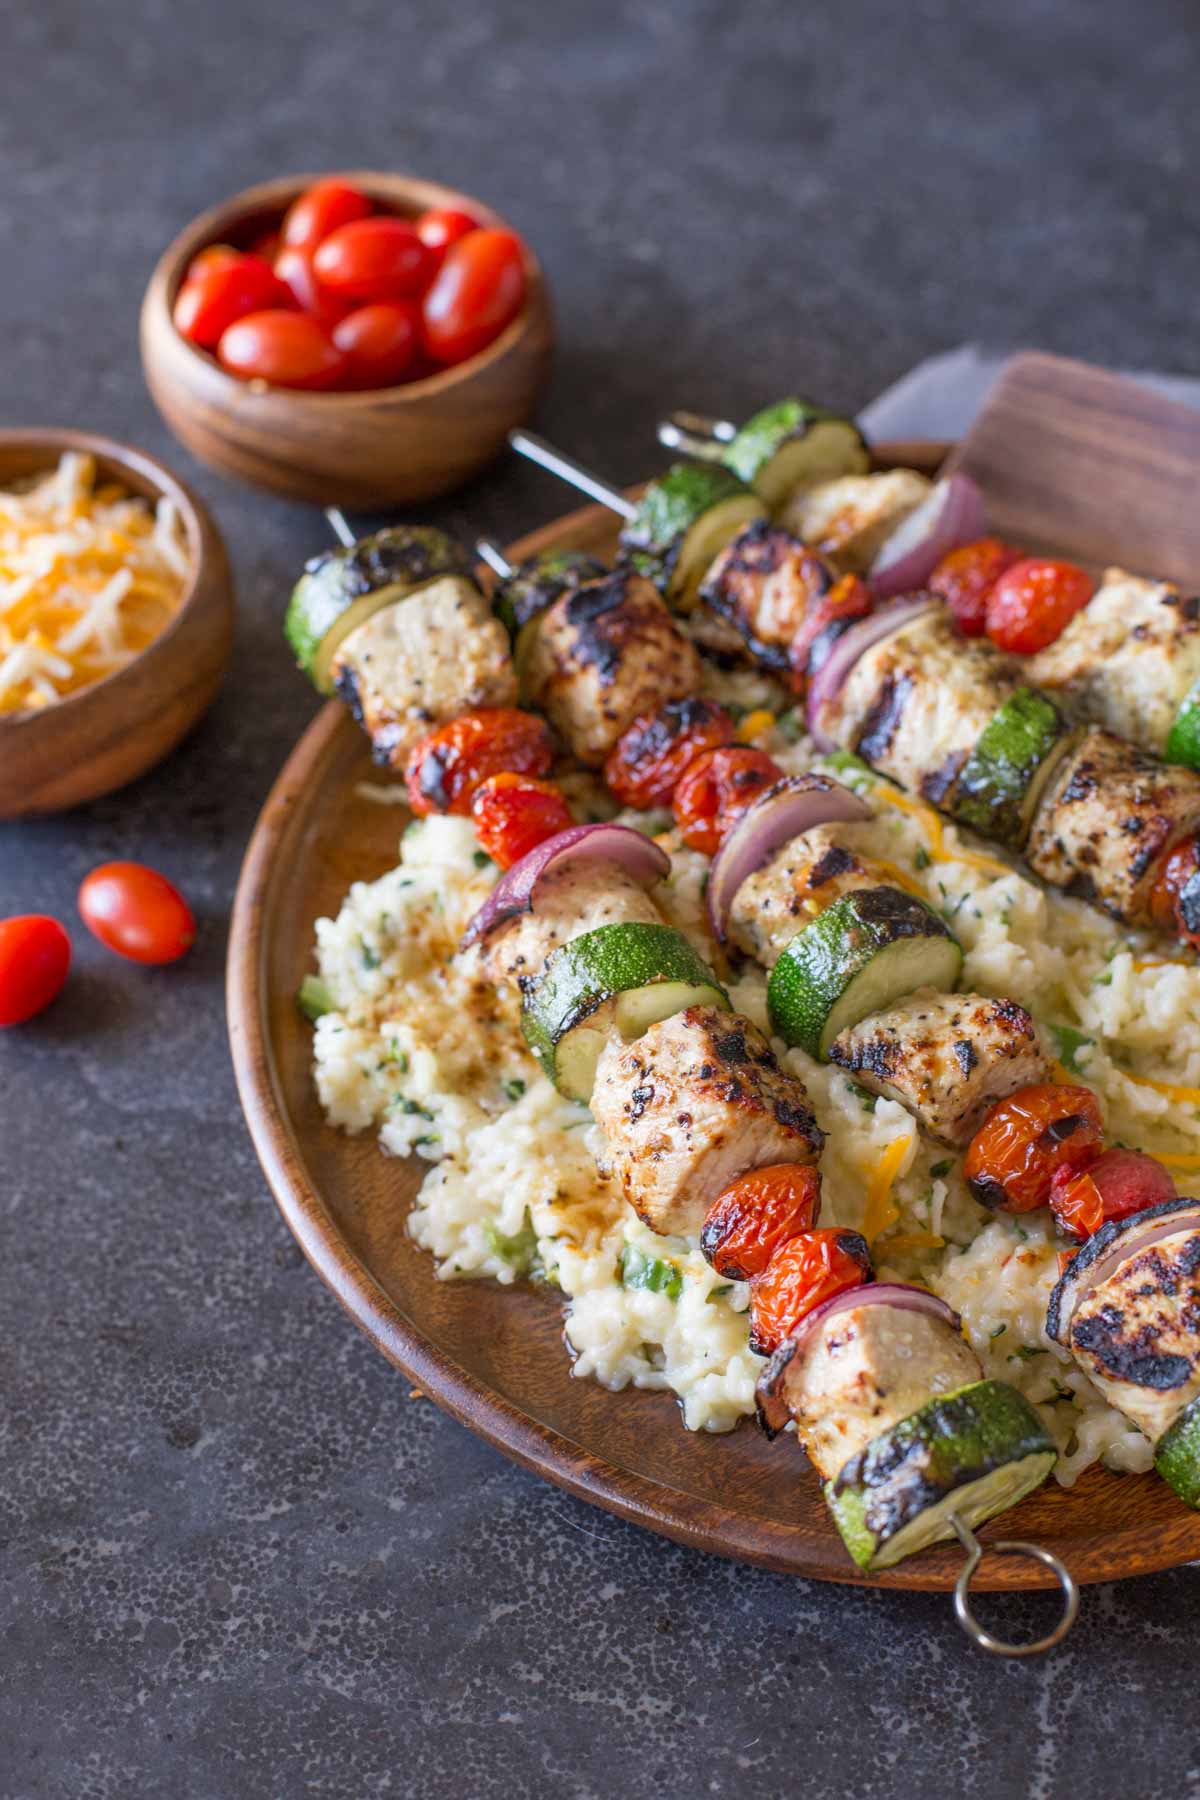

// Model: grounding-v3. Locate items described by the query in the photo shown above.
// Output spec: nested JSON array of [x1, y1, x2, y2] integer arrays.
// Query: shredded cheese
[[884, 1230, 946, 1253], [1150, 1151, 1200, 1170], [735, 708, 776, 744], [861, 1133, 914, 1244], [869, 783, 1016, 880], [1116, 1066, 1200, 1106], [0, 453, 189, 714]]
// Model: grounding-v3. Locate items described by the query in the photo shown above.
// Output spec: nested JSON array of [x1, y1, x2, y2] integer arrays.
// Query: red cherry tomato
[[78, 864, 195, 966], [415, 206, 481, 272], [313, 218, 431, 302], [929, 537, 1022, 637], [604, 698, 735, 810], [282, 178, 372, 252], [274, 244, 351, 327], [963, 1083, 1104, 1213], [1148, 834, 1200, 948], [404, 709, 555, 817], [700, 1163, 822, 1282], [1050, 1147, 1176, 1241], [422, 229, 527, 366], [985, 558, 1094, 655], [217, 311, 347, 390], [332, 302, 419, 388], [249, 229, 282, 264], [471, 773, 574, 869], [186, 243, 240, 277], [749, 1228, 872, 1357], [671, 747, 782, 856], [0, 915, 71, 1026], [173, 253, 294, 351]]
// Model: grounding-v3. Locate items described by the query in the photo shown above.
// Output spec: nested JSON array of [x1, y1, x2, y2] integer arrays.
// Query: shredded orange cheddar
[[869, 783, 1015, 880], [735, 708, 776, 744], [861, 1135, 913, 1245]]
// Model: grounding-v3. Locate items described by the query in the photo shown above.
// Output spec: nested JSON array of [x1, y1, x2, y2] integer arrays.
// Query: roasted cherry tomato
[[1050, 1147, 1176, 1241], [1148, 834, 1200, 948], [78, 864, 195, 965], [964, 1083, 1104, 1213], [332, 302, 419, 388], [671, 747, 783, 856], [0, 914, 71, 1026], [789, 573, 873, 686], [422, 229, 527, 366], [173, 253, 293, 351], [985, 557, 1094, 655], [217, 311, 346, 390], [604, 698, 735, 810], [274, 244, 351, 327], [471, 773, 573, 869], [313, 217, 431, 302], [404, 709, 555, 817], [929, 537, 1022, 637], [415, 206, 481, 272], [281, 178, 372, 252], [701, 1163, 822, 1282], [749, 1228, 872, 1357]]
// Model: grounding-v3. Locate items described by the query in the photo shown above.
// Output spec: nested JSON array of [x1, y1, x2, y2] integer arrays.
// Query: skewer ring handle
[[950, 1513, 1079, 1657], [656, 411, 738, 457]]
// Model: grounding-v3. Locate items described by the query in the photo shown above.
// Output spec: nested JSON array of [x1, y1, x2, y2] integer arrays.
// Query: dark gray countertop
[[4, 3, 1199, 1794]]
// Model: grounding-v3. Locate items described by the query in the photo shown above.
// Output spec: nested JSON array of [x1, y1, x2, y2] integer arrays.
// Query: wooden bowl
[[139, 171, 555, 508], [0, 429, 234, 818]]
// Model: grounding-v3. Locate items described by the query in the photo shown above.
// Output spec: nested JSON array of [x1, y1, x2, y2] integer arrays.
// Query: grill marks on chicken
[[699, 521, 833, 670], [727, 823, 906, 967], [780, 469, 933, 575]]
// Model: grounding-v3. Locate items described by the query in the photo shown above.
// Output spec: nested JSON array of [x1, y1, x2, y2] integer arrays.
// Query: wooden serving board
[[228, 435, 1200, 1591]]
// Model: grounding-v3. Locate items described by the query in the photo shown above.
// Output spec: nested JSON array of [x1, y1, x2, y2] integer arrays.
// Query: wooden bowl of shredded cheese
[[0, 429, 233, 816]]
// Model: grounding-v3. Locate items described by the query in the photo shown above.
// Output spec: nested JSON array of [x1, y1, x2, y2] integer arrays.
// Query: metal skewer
[[508, 429, 638, 521], [949, 1512, 1079, 1656], [475, 536, 516, 581], [325, 506, 357, 548], [656, 410, 738, 458]]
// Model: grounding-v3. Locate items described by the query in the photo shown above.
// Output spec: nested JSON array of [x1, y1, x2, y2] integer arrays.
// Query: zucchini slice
[[521, 921, 729, 1102], [723, 399, 871, 511], [951, 688, 1076, 849], [620, 464, 766, 612], [492, 548, 607, 641], [1166, 678, 1200, 771], [285, 526, 474, 693], [825, 1380, 1057, 1571], [1155, 1394, 1200, 1510], [767, 886, 962, 1061]]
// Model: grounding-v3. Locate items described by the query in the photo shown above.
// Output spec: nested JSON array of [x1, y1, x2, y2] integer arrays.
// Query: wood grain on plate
[[228, 434, 1200, 1591]]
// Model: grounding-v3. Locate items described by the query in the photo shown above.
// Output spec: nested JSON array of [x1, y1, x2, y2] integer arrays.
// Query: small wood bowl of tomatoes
[[139, 170, 554, 508]]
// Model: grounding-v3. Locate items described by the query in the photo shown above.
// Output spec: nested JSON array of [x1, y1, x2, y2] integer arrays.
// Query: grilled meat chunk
[[332, 577, 515, 768], [831, 610, 1019, 803], [728, 822, 906, 967], [522, 569, 703, 767], [1028, 568, 1200, 756], [698, 521, 834, 670], [591, 1005, 824, 1237], [781, 470, 932, 575], [756, 1301, 981, 1474], [1026, 727, 1200, 923], [477, 860, 661, 990], [827, 990, 1049, 1146]]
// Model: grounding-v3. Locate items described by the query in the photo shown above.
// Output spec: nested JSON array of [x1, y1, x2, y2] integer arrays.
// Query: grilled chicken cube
[[591, 1005, 824, 1237], [698, 521, 833, 670], [522, 569, 703, 767], [477, 860, 661, 990], [827, 990, 1049, 1146], [1028, 568, 1200, 756], [332, 577, 516, 768], [757, 1301, 981, 1476], [1026, 727, 1200, 923], [781, 470, 932, 575], [832, 609, 1019, 803], [728, 822, 904, 967]]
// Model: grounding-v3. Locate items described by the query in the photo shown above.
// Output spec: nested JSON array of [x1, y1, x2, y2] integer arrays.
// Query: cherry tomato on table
[[217, 311, 346, 390], [78, 864, 195, 965], [314, 218, 431, 302], [985, 557, 1094, 655], [929, 537, 1022, 637], [1050, 1146, 1176, 1241], [963, 1082, 1104, 1213], [282, 178, 372, 252], [274, 244, 351, 327], [333, 303, 419, 388], [173, 253, 293, 351], [749, 1228, 872, 1357], [604, 698, 735, 810], [422, 229, 527, 366], [671, 747, 782, 855], [701, 1163, 822, 1282], [0, 915, 70, 1026], [415, 206, 481, 272], [471, 773, 573, 869], [404, 709, 555, 817]]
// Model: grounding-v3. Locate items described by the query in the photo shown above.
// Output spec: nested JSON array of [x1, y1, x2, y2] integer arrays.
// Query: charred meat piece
[[474, 859, 662, 990], [727, 822, 905, 967], [781, 470, 932, 575], [699, 521, 834, 670], [590, 1004, 824, 1237]]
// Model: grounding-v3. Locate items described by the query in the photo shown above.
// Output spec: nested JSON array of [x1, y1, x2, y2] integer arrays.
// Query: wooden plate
[[228, 440, 1200, 1590]]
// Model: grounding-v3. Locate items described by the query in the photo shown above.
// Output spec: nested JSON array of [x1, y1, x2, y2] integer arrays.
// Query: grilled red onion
[[706, 775, 871, 940], [805, 598, 938, 752], [459, 823, 669, 949], [1047, 1196, 1200, 1344], [869, 473, 986, 601]]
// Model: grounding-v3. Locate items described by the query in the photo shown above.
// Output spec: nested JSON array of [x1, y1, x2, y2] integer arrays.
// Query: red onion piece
[[1047, 1197, 1200, 1343], [459, 822, 669, 949], [789, 1280, 959, 1360], [706, 775, 871, 940], [805, 598, 938, 753], [869, 474, 986, 601]]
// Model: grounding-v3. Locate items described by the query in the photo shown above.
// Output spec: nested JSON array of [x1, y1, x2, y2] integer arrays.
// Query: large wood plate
[[228, 430, 1200, 1590]]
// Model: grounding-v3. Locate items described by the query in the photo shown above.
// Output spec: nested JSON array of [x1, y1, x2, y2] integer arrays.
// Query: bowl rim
[[0, 426, 209, 731], [146, 167, 547, 408]]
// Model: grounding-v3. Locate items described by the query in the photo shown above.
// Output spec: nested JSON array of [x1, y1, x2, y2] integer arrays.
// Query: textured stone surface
[[3, 1, 1199, 1794]]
